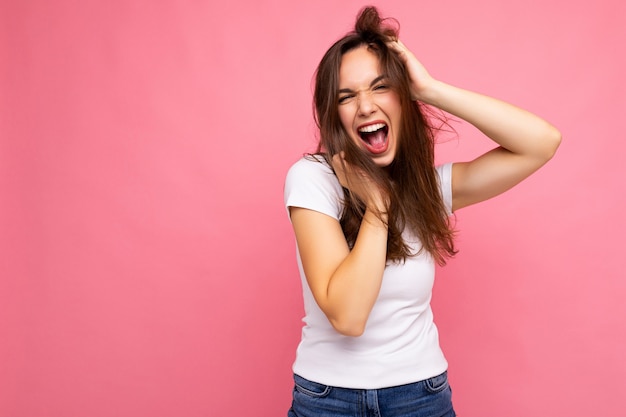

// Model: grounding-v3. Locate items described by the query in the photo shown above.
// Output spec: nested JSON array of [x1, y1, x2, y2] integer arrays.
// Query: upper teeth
[[358, 123, 386, 133]]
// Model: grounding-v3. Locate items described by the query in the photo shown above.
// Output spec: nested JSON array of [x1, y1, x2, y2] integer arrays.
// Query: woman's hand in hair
[[388, 41, 562, 211], [331, 153, 388, 216], [388, 39, 436, 102]]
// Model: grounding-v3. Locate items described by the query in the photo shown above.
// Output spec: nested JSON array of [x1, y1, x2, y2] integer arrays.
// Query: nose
[[356, 92, 377, 116]]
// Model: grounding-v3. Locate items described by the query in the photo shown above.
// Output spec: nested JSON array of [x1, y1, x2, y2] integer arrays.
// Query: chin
[[372, 154, 395, 168]]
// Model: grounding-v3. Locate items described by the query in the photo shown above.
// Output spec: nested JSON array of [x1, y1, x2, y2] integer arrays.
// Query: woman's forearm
[[420, 80, 561, 159], [324, 208, 388, 337]]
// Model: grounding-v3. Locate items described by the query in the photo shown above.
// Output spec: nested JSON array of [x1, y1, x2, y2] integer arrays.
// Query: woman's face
[[337, 46, 402, 167]]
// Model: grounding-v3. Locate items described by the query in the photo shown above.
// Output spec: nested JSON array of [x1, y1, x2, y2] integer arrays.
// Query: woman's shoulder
[[288, 154, 331, 173], [285, 154, 336, 184], [435, 162, 453, 215], [284, 154, 344, 218]]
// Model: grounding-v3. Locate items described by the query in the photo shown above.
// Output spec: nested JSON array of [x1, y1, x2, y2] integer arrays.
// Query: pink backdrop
[[1, 0, 624, 416]]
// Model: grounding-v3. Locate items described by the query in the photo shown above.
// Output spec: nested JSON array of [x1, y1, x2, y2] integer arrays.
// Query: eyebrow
[[338, 75, 388, 94]]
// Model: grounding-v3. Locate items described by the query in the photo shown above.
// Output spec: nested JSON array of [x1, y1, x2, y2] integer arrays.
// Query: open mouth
[[358, 122, 389, 154]]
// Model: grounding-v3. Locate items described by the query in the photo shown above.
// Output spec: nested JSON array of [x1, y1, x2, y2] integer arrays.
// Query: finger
[[386, 39, 400, 51], [387, 40, 410, 62], [331, 152, 348, 179], [386, 38, 402, 49], [331, 152, 346, 168]]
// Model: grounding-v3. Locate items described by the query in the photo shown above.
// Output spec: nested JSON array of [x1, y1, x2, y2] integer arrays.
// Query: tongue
[[364, 130, 386, 151]]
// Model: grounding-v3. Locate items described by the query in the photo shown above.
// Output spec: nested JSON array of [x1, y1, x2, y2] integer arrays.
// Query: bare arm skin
[[290, 207, 386, 337], [289, 155, 388, 337], [390, 40, 562, 211]]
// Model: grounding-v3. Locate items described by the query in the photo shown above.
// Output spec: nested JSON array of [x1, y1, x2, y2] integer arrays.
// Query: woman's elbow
[[542, 125, 562, 161], [531, 125, 561, 164], [329, 317, 367, 337]]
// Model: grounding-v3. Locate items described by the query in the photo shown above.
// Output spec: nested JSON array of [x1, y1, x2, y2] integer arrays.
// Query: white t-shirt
[[284, 155, 453, 389]]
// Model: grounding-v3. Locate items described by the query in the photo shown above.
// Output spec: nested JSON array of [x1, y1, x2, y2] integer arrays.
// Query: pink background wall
[[1, 0, 624, 416]]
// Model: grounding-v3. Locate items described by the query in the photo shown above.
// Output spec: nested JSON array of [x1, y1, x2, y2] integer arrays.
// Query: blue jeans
[[287, 372, 455, 417]]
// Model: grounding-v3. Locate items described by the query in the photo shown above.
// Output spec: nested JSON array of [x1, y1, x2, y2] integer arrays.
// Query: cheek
[[382, 94, 402, 114], [337, 107, 354, 134], [383, 98, 402, 132]]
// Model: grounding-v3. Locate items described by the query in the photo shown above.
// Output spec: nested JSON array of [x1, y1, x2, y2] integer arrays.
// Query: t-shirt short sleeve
[[285, 157, 453, 219], [436, 162, 453, 215], [284, 156, 344, 221]]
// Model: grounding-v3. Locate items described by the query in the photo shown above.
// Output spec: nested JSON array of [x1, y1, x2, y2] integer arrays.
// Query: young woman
[[284, 6, 560, 417]]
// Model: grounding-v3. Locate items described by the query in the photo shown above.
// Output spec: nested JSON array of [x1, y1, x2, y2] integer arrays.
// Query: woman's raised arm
[[390, 40, 562, 211]]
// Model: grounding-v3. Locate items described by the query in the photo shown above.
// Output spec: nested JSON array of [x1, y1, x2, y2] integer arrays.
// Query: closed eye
[[338, 94, 355, 104]]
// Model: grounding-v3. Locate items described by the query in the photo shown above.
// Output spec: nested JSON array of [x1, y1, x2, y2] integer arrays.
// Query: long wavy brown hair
[[312, 6, 456, 265]]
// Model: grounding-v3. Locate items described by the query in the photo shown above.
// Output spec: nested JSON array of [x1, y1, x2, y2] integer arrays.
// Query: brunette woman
[[284, 6, 561, 417]]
